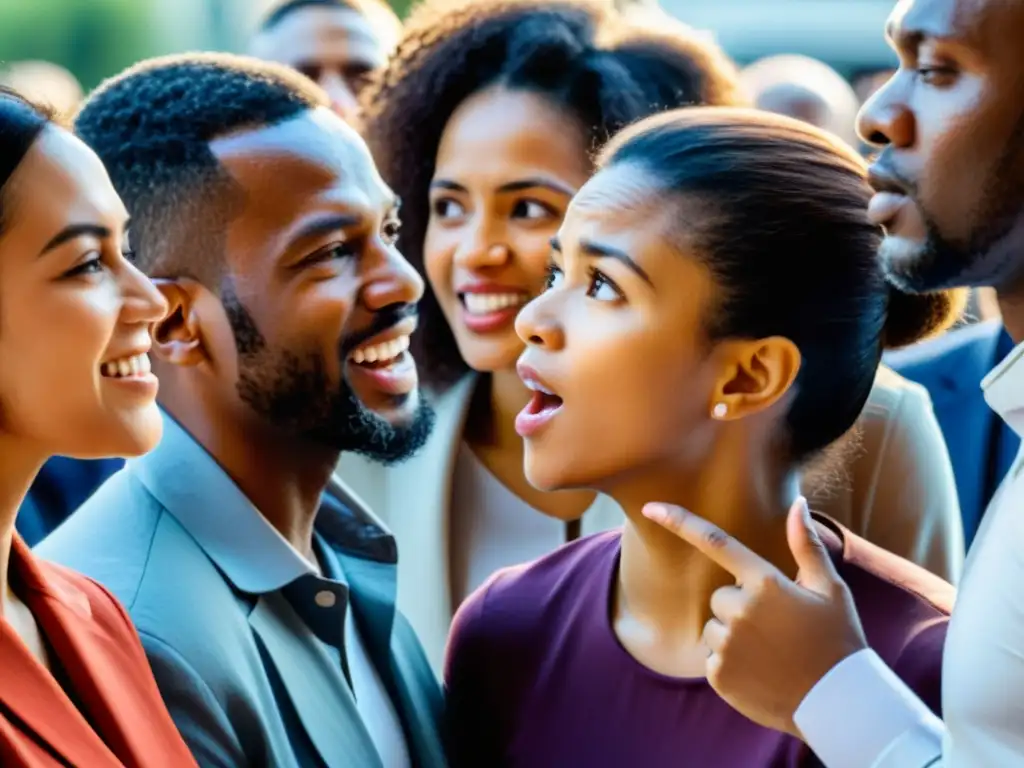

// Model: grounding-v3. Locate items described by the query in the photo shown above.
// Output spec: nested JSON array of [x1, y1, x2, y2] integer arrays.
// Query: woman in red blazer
[[0, 88, 197, 767]]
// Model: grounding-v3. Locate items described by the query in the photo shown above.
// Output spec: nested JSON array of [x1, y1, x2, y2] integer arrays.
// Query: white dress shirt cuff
[[794, 649, 944, 768]]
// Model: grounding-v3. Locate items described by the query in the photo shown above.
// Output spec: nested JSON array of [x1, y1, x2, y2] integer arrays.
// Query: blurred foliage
[[0, 0, 154, 90], [390, 0, 415, 18]]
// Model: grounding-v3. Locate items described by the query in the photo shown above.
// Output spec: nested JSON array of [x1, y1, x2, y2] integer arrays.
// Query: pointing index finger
[[642, 502, 778, 583]]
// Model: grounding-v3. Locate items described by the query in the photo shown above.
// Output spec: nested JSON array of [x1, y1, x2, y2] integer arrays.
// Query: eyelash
[[915, 66, 956, 86], [544, 263, 623, 300], [64, 253, 104, 278]]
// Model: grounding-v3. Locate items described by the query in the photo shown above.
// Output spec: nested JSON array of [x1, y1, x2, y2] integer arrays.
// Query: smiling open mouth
[[101, 353, 151, 378], [347, 334, 410, 369]]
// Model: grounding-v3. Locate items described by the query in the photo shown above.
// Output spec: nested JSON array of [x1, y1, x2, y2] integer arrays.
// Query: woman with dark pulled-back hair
[[0, 88, 196, 767], [445, 108, 958, 767]]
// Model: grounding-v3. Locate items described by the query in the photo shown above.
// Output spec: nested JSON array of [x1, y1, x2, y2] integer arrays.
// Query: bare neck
[[610, 437, 799, 642], [0, 438, 47, 617], [160, 382, 337, 564]]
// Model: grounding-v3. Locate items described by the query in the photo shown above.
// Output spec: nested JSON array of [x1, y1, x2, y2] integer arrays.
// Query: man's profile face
[[855, 0, 1024, 295], [250, 6, 394, 123], [209, 108, 433, 463]]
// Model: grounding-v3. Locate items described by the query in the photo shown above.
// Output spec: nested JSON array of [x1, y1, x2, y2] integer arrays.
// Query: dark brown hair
[[362, 0, 745, 389], [601, 107, 963, 461]]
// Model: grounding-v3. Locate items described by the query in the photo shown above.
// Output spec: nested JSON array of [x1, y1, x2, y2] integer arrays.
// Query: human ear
[[708, 337, 802, 420], [150, 278, 207, 367]]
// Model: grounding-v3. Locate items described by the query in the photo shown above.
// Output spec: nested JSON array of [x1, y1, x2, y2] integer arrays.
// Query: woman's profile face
[[424, 86, 591, 375], [0, 126, 167, 459], [514, 163, 727, 492]]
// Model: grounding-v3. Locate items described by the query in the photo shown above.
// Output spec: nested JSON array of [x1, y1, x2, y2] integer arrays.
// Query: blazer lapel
[[0, 538, 120, 768], [248, 593, 382, 768], [337, 550, 445, 768], [929, 328, 1001, 539]]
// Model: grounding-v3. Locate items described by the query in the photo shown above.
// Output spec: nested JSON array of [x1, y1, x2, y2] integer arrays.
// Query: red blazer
[[0, 535, 197, 767]]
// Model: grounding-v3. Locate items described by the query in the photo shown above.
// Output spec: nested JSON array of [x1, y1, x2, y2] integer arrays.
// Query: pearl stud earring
[[712, 402, 728, 420]]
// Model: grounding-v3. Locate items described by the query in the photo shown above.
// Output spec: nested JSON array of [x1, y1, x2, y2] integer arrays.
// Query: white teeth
[[101, 353, 151, 378], [349, 334, 410, 366], [524, 379, 555, 396], [462, 292, 526, 315]]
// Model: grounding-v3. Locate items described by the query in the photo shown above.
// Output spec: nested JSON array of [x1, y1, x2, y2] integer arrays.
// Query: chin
[[879, 235, 928, 282], [456, 338, 522, 375], [368, 389, 422, 427], [113, 408, 165, 457], [523, 448, 583, 493], [64, 408, 164, 459]]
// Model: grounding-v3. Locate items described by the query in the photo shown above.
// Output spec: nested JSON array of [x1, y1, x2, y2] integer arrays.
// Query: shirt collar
[[128, 411, 396, 595], [983, 335, 1024, 438]]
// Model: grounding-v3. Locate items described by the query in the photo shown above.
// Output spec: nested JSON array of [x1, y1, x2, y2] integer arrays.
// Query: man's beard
[[221, 285, 434, 466], [883, 195, 1024, 294], [883, 124, 1024, 294]]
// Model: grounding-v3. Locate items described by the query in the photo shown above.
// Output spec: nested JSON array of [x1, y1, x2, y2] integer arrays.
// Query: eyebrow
[[288, 213, 364, 250], [39, 224, 114, 257], [885, 16, 959, 51], [550, 236, 653, 286], [430, 177, 576, 196]]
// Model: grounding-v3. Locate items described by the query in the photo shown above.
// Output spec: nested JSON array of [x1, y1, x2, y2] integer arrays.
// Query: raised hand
[[642, 496, 869, 737]]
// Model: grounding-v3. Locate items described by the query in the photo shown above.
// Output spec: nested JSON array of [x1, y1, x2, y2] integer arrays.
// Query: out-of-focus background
[[0, 0, 896, 92]]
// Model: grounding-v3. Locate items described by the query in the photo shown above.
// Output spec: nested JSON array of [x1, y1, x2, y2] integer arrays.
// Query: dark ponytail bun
[[883, 284, 968, 350]]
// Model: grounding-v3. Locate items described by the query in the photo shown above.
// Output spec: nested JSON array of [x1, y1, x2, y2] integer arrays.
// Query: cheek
[[526, 317, 711, 489], [423, 225, 456, 311], [0, 290, 116, 437], [915, 83, 1005, 234], [509, 226, 561, 292]]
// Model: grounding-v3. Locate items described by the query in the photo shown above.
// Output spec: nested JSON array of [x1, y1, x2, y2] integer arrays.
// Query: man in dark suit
[[15, 457, 124, 546], [886, 319, 1019, 547]]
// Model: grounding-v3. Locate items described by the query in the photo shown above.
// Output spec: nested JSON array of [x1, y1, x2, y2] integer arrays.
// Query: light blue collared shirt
[[38, 412, 443, 768]]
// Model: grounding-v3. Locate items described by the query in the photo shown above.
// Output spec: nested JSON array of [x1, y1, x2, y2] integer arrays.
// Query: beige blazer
[[337, 365, 963, 673]]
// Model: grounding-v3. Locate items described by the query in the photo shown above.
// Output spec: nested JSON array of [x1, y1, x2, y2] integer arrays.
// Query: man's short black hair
[[258, 0, 397, 32], [74, 52, 329, 289]]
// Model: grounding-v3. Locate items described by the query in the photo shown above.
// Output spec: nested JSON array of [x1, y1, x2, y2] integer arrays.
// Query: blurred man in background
[[249, 0, 401, 123], [741, 53, 861, 149], [0, 60, 82, 118]]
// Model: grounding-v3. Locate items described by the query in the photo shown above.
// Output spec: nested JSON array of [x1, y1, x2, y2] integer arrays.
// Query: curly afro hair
[[361, 0, 746, 389], [74, 52, 328, 290]]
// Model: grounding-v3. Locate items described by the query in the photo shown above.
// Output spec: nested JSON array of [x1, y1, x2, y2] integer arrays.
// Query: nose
[[856, 73, 914, 149], [319, 72, 360, 122], [515, 292, 564, 350], [120, 258, 169, 325], [360, 244, 426, 312], [453, 213, 511, 270]]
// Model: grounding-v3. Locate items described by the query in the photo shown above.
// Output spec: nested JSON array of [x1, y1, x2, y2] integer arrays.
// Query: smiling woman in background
[[0, 88, 197, 768], [337, 0, 964, 674]]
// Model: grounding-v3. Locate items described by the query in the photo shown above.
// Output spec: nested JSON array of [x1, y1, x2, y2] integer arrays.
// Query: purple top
[[443, 515, 952, 767]]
